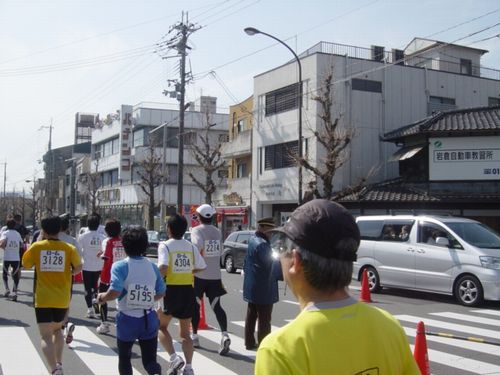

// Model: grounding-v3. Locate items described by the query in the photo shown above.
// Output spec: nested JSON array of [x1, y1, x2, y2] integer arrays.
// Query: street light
[[244, 27, 303, 205]]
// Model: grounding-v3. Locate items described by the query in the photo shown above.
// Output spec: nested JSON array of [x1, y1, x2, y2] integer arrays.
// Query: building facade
[[249, 37, 500, 226]]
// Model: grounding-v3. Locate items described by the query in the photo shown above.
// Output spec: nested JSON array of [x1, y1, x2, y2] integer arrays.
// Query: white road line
[[0, 327, 47, 375], [472, 309, 500, 317], [404, 327, 500, 356], [349, 285, 361, 291], [157, 340, 238, 374], [283, 300, 299, 305], [409, 344, 500, 375], [70, 326, 141, 375], [430, 312, 500, 327], [396, 315, 500, 340], [231, 321, 281, 331]]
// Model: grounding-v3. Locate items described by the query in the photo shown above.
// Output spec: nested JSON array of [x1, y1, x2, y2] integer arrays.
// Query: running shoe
[[219, 334, 231, 356], [96, 322, 110, 334], [86, 308, 96, 319], [182, 367, 194, 375], [65, 323, 75, 344], [10, 292, 17, 302], [52, 363, 63, 375], [191, 334, 200, 348], [3, 290, 10, 298], [166, 355, 185, 375]]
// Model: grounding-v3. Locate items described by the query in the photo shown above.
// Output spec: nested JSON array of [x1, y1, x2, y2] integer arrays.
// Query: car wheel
[[454, 275, 484, 307], [364, 266, 381, 293], [225, 255, 236, 273]]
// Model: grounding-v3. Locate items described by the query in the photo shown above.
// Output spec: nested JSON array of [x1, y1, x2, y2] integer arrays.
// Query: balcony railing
[[221, 129, 252, 158]]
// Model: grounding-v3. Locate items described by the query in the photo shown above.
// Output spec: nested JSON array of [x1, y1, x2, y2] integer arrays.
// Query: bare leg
[[38, 321, 64, 371], [157, 310, 175, 355], [179, 318, 193, 365]]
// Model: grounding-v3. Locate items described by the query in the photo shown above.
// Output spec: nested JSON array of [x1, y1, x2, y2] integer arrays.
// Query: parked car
[[220, 230, 254, 273], [145, 230, 190, 257], [353, 215, 500, 306]]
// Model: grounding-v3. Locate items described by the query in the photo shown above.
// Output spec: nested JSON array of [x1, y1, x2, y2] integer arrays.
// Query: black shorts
[[35, 308, 68, 323], [194, 277, 227, 300], [162, 285, 195, 319]]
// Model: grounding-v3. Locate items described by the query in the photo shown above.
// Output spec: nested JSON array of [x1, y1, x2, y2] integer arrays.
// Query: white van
[[353, 215, 500, 306]]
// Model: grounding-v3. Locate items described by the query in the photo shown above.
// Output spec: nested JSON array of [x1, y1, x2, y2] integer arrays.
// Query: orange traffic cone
[[359, 268, 372, 303], [413, 321, 431, 375], [197, 296, 211, 330], [73, 272, 83, 283]]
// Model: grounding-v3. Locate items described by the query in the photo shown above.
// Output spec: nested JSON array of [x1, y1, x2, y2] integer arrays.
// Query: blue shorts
[[115, 310, 159, 342]]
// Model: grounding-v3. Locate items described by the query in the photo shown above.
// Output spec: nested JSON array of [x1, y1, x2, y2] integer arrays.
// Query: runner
[[22, 216, 82, 375], [0, 218, 24, 301], [97, 225, 165, 375], [58, 216, 81, 344], [97, 218, 125, 334], [190, 204, 231, 355], [157, 213, 206, 375], [77, 214, 105, 318]]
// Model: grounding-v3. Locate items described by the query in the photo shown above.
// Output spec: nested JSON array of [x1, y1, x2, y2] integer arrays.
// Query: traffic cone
[[413, 321, 431, 375], [73, 271, 83, 284], [359, 268, 372, 303], [197, 296, 211, 330]]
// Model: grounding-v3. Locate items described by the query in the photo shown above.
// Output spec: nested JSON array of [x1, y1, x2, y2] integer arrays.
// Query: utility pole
[[1, 162, 6, 198], [39, 121, 54, 214], [159, 12, 200, 214]]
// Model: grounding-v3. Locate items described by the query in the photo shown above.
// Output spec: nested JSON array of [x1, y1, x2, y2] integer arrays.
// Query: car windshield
[[147, 231, 159, 242], [446, 222, 500, 249]]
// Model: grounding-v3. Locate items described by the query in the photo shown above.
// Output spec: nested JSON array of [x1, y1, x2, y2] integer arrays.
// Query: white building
[[90, 99, 228, 227], [249, 37, 500, 225]]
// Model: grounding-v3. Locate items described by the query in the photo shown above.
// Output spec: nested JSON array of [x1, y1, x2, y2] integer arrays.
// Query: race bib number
[[204, 240, 220, 257], [127, 283, 154, 309], [113, 247, 126, 262], [40, 250, 65, 272], [172, 253, 191, 273]]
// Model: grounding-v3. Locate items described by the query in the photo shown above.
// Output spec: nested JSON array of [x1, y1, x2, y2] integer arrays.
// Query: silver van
[[353, 215, 500, 306]]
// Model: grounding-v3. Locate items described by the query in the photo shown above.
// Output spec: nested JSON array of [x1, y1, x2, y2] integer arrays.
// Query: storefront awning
[[216, 207, 248, 215], [389, 145, 425, 161]]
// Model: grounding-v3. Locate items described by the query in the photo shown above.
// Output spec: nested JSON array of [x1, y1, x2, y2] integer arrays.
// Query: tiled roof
[[383, 105, 500, 141], [340, 180, 500, 203]]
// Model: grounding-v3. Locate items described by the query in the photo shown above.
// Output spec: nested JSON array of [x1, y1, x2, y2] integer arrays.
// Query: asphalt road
[[1, 264, 500, 375]]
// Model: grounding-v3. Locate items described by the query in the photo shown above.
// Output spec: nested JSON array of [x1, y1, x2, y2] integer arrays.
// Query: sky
[[1, 0, 499, 193]]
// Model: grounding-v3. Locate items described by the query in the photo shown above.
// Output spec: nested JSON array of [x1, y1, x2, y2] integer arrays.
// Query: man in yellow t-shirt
[[256, 199, 420, 375], [22, 216, 82, 375]]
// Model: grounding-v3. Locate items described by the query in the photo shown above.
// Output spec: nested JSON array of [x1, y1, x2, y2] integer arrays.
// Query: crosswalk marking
[[410, 344, 500, 375], [283, 299, 299, 305], [157, 339, 238, 374], [0, 327, 47, 375], [231, 320, 280, 331], [403, 327, 500, 356], [70, 326, 141, 374], [196, 328, 257, 359], [396, 314, 500, 340], [430, 311, 500, 327], [472, 309, 500, 317]]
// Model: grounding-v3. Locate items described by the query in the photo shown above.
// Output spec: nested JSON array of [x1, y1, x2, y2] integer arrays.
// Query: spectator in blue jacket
[[243, 217, 282, 350]]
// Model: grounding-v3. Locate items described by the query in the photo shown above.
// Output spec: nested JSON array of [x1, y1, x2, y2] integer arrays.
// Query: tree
[[188, 111, 227, 204], [298, 73, 369, 201], [81, 157, 101, 215], [136, 139, 163, 230]]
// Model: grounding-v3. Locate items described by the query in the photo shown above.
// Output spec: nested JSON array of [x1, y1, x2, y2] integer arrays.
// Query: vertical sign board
[[429, 136, 500, 181], [119, 105, 133, 181]]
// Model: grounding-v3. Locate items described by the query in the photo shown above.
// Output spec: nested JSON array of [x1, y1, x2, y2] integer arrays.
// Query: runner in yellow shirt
[[22, 216, 82, 375], [256, 199, 420, 375]]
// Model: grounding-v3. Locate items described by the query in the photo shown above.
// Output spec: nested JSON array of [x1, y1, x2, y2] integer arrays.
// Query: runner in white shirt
[[77, 214, 105, 318], [0, 219, 24, 301]]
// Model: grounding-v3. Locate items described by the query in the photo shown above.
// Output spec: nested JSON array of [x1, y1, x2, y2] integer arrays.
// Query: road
[[1, 263, 500, 374]]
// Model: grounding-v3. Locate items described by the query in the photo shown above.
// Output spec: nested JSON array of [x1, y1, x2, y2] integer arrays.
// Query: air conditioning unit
[[371, 45, 385, 62]]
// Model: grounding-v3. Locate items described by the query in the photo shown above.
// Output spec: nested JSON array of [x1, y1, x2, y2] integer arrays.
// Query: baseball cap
[[257, 217, 276, 227], [196, 204, 216, 218], [271, 199, 360, 261]]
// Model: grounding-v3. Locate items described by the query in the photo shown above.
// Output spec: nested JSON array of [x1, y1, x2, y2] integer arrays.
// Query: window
[[167, 164, 178, 184], [237, 233, 251, 244], [358, 220, 384, 240], [65, 174, 70, 186], [111, 169, 119, 186], [237, 162, 247, 178], [352, 78, 382, 93], [219, 134, 229, 143], [218, 169, 228, 178], [429, 96, 456, 105], [112, 138, 120, 154], [237, 119, 246, 132], [133, 129, 145, 148], [460, 59, 472, 75], [380, 221, 414, 242], [265, 141, 299, 170], [418, 222, 462, 249], [265, 83, 300, 116], [428, 96, 456, 115], [103, 140, 112, 157], [183, 131, 197, 146], [488, 97, 500, 107]]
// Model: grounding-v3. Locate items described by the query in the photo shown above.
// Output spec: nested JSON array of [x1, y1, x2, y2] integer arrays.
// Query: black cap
[[271, 199, 360, 261]]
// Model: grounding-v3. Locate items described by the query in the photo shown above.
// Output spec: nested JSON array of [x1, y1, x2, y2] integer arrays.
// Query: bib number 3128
[[40, 250, 65, 272]]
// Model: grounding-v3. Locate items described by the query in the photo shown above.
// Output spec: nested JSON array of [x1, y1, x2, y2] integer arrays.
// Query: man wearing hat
[[255, 199, 420, 374], [243, 216, 281, 350], [190, 204, 231, 355]]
